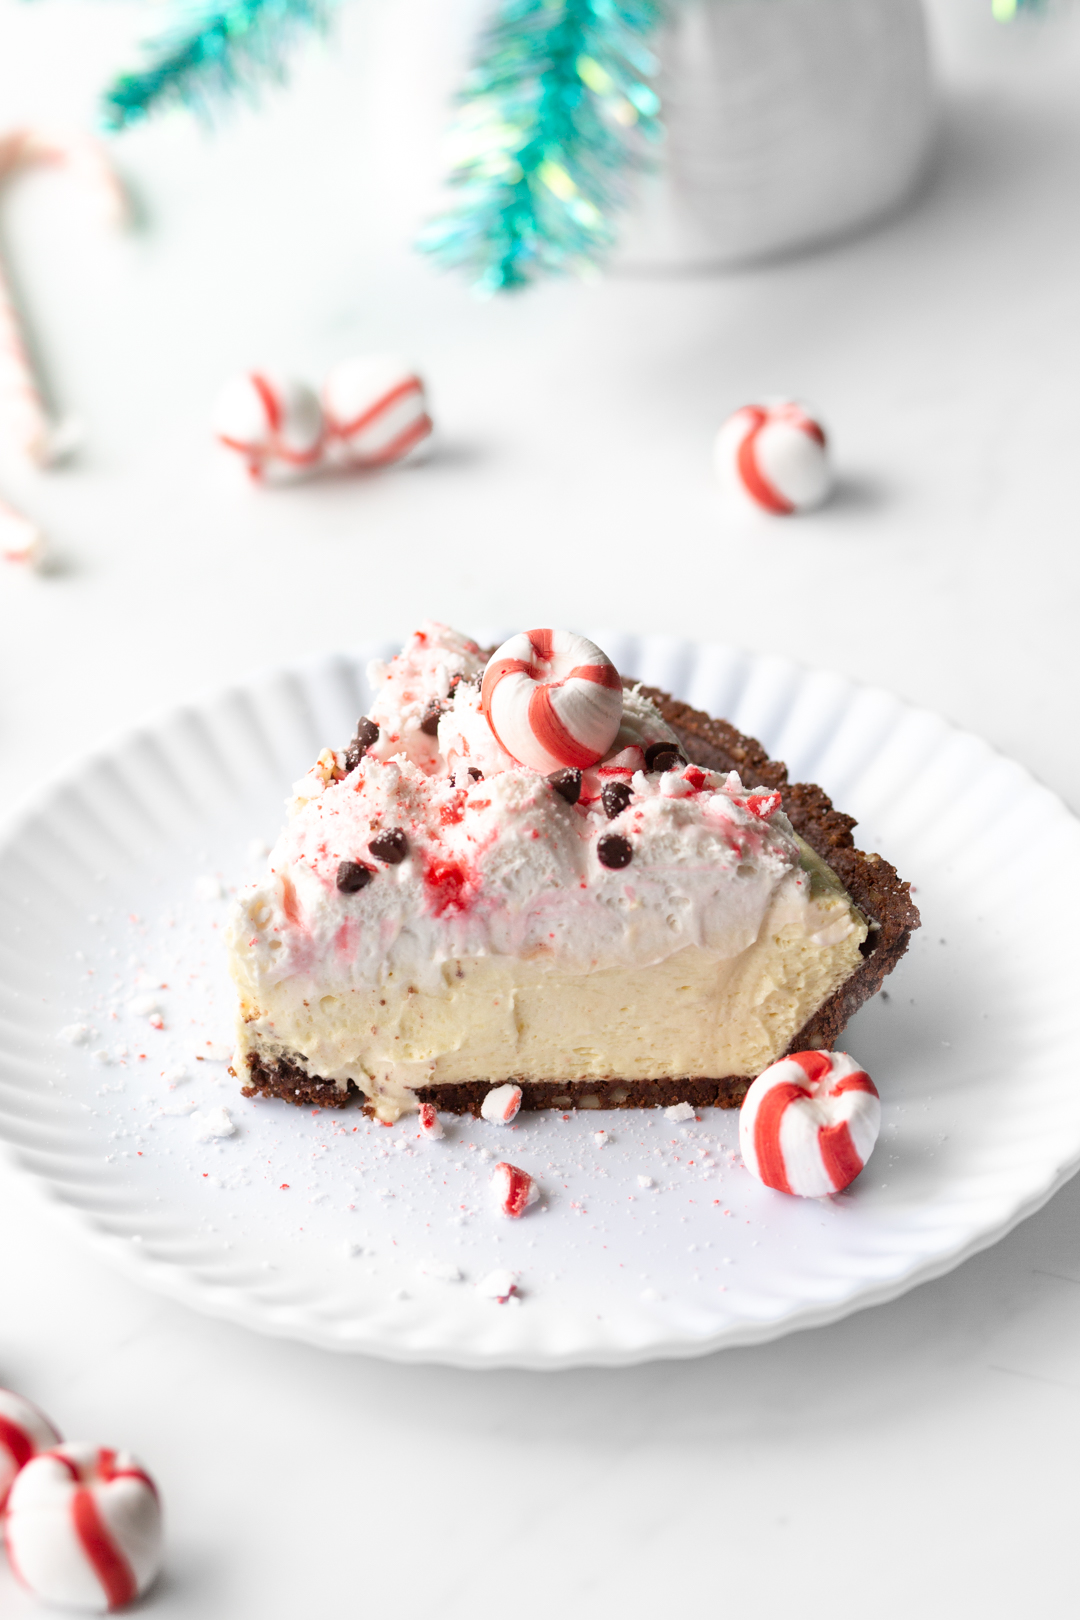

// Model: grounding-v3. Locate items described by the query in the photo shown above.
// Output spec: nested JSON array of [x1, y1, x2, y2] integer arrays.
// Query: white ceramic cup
[[617, 0, 936, 270]]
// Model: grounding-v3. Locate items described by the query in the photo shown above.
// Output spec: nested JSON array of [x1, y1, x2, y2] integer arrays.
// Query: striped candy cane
[[0, 129, 125, 466], [0, 493, 44, 566]]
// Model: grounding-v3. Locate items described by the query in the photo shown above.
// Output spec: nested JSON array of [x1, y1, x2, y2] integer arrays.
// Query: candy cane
[[0, 129, 125, 466], [0, 493, 44, 567]]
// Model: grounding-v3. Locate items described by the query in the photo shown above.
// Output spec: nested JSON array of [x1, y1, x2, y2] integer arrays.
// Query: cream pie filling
[[226, 623, 867, 1121]]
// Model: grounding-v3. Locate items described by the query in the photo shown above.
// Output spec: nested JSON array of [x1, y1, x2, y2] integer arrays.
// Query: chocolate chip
[[645, 741, 686, 773], [602, 781, 633, 819], [597, 833, 633, 869], [468, 767, 483, 781], [368, 829, 408, 864], [419, 699, 447, 737], [336, 860, 373, 893], [548, 767, 582, 805], [344, 716, 379, 770]]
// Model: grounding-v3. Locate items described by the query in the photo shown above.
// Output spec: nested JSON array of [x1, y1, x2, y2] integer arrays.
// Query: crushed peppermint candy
[[417, 1102, 444, 1139], [481, 1083, 523, 1125], [417, 1260, 463, 1283], [192, 1107, 237, 1141], [476, 1269, 519, 1303], [194, 1040, 233, 1063], [664, 1102, 696, 1123], [491, 1161, 538, 1218]]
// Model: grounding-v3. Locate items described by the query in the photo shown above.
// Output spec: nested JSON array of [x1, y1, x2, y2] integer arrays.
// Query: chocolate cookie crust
[[240, 682, 920, 1114]]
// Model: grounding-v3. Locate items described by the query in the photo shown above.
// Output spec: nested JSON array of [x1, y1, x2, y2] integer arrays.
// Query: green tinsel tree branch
[[418, 0, 665, 294], [102, 0, 334, 130]]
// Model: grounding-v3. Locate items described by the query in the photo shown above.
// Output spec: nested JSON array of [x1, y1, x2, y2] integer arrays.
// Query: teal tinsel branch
[[102, 0, 333, 130], [419, 0, 664, 293]]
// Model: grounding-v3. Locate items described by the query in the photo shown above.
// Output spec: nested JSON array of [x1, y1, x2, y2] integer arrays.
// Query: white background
[[2, 1, 1080, 1614]]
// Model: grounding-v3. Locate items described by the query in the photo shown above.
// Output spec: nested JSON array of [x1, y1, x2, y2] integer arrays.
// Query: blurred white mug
[[617, 0, 936, 271]]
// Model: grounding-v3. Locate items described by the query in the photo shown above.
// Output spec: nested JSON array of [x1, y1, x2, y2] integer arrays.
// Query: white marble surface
[[2, 2, 1080, 1613]]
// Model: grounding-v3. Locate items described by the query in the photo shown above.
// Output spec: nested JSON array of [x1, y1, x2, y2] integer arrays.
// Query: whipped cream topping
[[366, 623, 487, 773], [228, 622, 859, 1007]]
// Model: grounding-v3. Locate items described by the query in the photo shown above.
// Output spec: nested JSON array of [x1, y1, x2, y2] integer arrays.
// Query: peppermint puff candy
[[713, 400, 831, 514], [739, 1050, 880, 1198], [323, 355, 432, 469], [0, 1387, 61, 1510], [481, 629, 624, 774], [5, 1442, 163, 1612], [212, 371, 324, 481]]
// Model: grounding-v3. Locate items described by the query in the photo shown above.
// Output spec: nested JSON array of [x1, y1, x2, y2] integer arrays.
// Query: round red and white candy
[[713, 400, 831, 515], [212, 371, 324, 480], [491, 1161, 538, 1218], [0, 1387, 61, 1510], [481, 1083, 522, 1125], [323, 355, 432, 468], [5, 1442, 162, 1613], [739, 1050, 880, 1198], [481, 630, 624, 774]]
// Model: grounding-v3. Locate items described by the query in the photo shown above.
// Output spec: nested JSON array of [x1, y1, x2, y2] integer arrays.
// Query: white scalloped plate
[[1, 637, 1078, 1369]]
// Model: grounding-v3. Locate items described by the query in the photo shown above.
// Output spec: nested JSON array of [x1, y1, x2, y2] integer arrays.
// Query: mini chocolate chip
[[336, 860, 373, 894], [368, 828, 408, 864], [419, 699, 447, 737], [602, 781, 633, 819], [468, 767, 484, 781], [645, 741, 686, 773], [548, 767, 582, 805], [344, 716, 380, 770], [597, 833, 633, 869]]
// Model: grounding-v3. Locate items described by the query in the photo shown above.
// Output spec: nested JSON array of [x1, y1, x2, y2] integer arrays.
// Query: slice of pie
[[225, 624, 919, 1122]]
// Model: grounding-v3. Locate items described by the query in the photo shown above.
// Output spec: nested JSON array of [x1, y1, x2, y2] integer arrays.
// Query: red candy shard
[[418, 1102, 443, 1138], [492, 1161, 537, 1218], [745, 792, 782, 821]]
